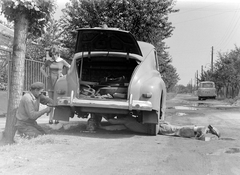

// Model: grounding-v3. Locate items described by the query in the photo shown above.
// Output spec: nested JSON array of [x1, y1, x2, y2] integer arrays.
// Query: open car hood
[[75, 28, 142, 56]]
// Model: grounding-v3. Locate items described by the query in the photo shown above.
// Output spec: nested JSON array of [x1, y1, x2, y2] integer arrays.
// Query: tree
[[26, 18, 65, 61], [60, 0, 177, 52], [0, 0, 55, 144], [201, 45, 240, 98], [60, 0, 179, 85], [173, 84, 190, 94], [159, 57, 179, 91]]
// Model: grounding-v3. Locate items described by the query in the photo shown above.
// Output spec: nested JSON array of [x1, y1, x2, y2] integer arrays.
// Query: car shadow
[[40, 121, 148, 139]]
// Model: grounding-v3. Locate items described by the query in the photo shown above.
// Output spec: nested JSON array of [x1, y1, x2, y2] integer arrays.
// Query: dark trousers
[[16, 119, 46, 138]]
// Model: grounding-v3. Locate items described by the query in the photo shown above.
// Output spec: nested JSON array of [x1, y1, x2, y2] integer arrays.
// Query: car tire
[[146, 123, 159, 136]]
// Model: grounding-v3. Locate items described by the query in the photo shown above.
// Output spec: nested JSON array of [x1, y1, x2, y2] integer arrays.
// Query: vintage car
[[53, 27, 167, 135], [197, 81, 216, 100]]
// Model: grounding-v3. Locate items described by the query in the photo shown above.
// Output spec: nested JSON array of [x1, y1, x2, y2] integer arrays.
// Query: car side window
[[154, 50, 160, 71]]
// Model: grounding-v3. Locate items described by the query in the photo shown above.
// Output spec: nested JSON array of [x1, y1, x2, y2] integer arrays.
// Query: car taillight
[[57, 90, 66, 95], [142, 92, 152, 98]]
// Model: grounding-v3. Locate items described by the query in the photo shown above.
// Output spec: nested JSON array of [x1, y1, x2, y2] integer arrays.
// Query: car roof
[[200, 81, 214, 83], [75, 28, 142, 56]]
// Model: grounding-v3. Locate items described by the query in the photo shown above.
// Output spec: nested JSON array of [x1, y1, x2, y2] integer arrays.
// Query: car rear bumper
[[56, 95, 152, 111], [197, 89, 216, 97]]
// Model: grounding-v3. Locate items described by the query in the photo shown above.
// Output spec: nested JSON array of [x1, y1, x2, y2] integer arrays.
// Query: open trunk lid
[[75, 28, 142, 56]]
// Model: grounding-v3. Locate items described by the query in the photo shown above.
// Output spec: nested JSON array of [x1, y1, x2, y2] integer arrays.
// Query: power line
[[222, 16, 240, 50], [215, 3, 240, 49], [171, 2, 222, 16], [174, 10, 239, 24], [217, 4, 240, 50]]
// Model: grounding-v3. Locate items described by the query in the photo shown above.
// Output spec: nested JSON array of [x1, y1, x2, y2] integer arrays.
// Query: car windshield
[[201, 82, 214, 88]]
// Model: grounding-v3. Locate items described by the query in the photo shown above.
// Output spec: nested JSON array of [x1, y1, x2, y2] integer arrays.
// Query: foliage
[[34, 18, 64, 47], [25, 17, 72, 61], [0, 61, 8, 83], [173, 84, 191, 93], [159, 48, 179, 91], [0, 49, 10, 83], [1, 0, 56, 37], [61, 0, 177, 48], [0, 0, 68, 61], [201, 45, 240, 98], [26, 18, 64, 61], [159, 55, 179, 91], [0, 0, 58, 60]]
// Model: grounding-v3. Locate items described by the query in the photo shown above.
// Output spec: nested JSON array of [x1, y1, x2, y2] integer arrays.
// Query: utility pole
[[191, 78, 192, 93], [211, 46, 213, 73], [196, 70, 198, 89], [201, 65, 203, 79]]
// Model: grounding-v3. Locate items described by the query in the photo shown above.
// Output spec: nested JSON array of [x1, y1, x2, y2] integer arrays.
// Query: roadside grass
[[222, 96, 240, 105], [0, 134, 61, 148]]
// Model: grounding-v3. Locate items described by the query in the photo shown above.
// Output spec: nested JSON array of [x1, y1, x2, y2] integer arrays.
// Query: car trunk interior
[[76, 55, 138, 99]]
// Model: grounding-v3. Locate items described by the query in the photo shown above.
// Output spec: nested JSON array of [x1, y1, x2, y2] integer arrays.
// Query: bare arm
[[40, 65, 48, 78], [63, 60, 71, 68], [23, 97, 51, 120], [40, 94, 54, 105]]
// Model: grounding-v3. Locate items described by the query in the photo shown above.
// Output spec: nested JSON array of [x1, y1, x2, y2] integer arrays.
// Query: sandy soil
[[0, 93, 240, 175]]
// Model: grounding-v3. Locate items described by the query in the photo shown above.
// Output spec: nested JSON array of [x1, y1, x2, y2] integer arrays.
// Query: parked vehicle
[[197, 81, 216, 100], [53, 27, 167, 135]]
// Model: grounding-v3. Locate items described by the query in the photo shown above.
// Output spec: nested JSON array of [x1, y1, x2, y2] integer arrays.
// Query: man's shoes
[[208, 125, 220, 138], [54, 120, 59, 124], [49, 120, 53, 124]]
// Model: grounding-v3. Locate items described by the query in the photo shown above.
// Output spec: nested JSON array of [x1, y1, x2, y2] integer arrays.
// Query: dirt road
[[0, 93, 240, 175]]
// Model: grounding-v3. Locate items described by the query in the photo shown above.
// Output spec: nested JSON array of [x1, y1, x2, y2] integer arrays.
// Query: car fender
[[138, 76, 165, 111], [53, 75, 76, 121], [53, 76, 68, 103]]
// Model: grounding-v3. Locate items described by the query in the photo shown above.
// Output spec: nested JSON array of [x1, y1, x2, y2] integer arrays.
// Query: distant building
[[0, 23, 14, 50]]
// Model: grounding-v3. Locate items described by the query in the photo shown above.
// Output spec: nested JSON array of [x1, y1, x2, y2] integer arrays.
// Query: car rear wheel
[[146, 123, 159, 136], [146, 92, 163, 136]]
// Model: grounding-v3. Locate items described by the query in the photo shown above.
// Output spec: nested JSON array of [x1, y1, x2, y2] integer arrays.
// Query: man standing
[[15, 82, 53, 138]]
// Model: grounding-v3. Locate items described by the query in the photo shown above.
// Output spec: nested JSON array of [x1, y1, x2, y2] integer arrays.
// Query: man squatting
[[15, 82, 53, 138]]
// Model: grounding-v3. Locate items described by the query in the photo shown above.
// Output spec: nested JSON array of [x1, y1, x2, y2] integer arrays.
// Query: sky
[[54, 0, 68, 19], [165, 0, 240, 85]]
